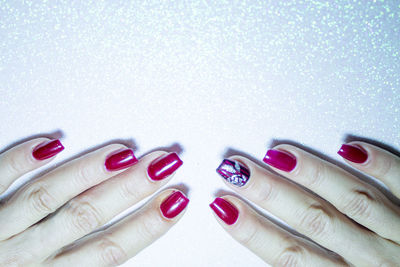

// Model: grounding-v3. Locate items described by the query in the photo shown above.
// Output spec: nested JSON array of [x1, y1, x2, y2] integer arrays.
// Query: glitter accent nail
[[216, 159, 250, 187]]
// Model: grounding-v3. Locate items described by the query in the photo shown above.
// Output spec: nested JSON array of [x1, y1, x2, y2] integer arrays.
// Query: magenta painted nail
[[160, 191, 189, 219], [216, 159, 250, 187], [338, 144, 368, 164], [209, 197, 239, 225], [105, 148, 137, 171], [263, 149, 297, 172], [32, 139, 64, 160], [148, 152, 183, 181]]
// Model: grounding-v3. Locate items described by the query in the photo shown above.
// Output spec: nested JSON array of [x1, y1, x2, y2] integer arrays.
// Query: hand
[[211, 141, 400, 266], [0, 138, 188, 266]]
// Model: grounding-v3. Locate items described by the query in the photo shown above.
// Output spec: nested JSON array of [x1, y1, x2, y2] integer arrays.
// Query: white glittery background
[[0, 1, 399, 266]]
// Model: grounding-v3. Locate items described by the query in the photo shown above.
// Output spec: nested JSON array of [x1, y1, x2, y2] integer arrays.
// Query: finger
[[0, 152, 182, 265], [261, 145, 400, 243], [337, 142, 400, 199], [217, 157, 400, 266], [0, 144, 137, 240], [44, 189, 189, 267], [209, 196, 347, 266], [0, 138, 64, 194]]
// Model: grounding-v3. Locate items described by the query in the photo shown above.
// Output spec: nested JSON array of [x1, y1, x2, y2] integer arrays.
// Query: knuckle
[[65, 199, 102, 234], [251, 178, 275, 204], [74, 160, 96, 187], [307, 162, 326, 187], [236, 222, 259, 247], [7, 153, 27, 175], [299, 204, 331, 238], [275, 245, 305, 267], [137, 214, 162, 242], [342, 190, 373, 220], [119, 179, 142, 201], [378, 260, 398, 267], [0, 251, 34, 266], [376, 158, 393, 178], [27, 185, 58, 215], [98, 236, 127, 266]]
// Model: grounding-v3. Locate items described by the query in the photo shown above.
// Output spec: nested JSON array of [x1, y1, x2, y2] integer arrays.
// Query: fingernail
[[263, 149, 297, 172], [209, 197, 239, 225], [32, 139, 64, 160], [160, 191, 189, 219], [105, 148, 137, 171], [216, 159, 250, 187], [148, 152, 183, 181], [338, 144, 368, 164]]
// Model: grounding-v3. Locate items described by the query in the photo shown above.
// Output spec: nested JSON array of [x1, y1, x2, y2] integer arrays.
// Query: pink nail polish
[[105, 149, 137, 171], [147, 153, 183, 181], [338, 144, 368, 164], [209, 197, 239, 225], [160, 191, 189, 219], [32, 139, 64, 160], [263, 149, 297, 172]]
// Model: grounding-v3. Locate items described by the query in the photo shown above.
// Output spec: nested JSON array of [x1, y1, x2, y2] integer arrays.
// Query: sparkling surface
[[217, 159, 250, 187], [0, 1, 399, 266]]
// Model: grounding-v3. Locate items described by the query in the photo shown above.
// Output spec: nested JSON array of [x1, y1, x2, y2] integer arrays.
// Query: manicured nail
[[338, 144, 368, 164], [216, 159, 250, 187], [148, 152, 183, 181], [263, 149, 297, 172], [209, 197, 239, 225], [32, 139, 64, 160], [105, 148, 137, 171], [160, 191, 189, 219]]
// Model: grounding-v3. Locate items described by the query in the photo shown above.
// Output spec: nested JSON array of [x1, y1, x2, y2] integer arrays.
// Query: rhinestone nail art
[[216, 159, 250, 187]]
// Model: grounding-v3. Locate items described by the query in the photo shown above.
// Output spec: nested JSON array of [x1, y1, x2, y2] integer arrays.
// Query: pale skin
[[0, 137, 399, 266], [215, 142, 400, 266], [0, 138, 187, 266]]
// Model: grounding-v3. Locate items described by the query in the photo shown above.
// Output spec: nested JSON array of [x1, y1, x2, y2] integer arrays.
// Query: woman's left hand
[[211, 141, 400, 266]]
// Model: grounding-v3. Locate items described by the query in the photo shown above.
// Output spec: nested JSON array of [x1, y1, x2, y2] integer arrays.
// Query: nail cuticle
[[160, 191, 189, 219], [263, 149, 297, 172], [32, 139, 64, 160], [337, 144, 368, 164], [104, 148, 137, 171], [147, 152, 183, 181], [209, 197, 239, 225]]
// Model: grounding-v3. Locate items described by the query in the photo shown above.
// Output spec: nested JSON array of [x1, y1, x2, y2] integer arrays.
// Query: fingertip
[[209, 196, 239, 226], [32, 139, 64, 161], [147, 152, 183, 182], [104, 148, 137, 172], [159, 190, 189, 220], [337, 143, 369, 164]]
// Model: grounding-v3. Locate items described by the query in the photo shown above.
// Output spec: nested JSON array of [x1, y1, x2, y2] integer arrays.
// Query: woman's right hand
[[0, 137, 188, 266]]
